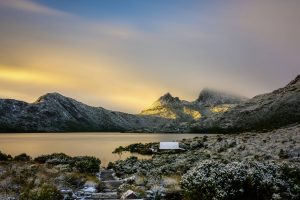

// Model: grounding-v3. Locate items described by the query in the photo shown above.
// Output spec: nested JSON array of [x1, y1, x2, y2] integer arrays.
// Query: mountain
[[0, 75, 299, 133], [195, 88, 247, 106], [0, 92, 170, 132], [140, 93, 198, 120], [192, 75, 300, 132], [140, 90, 246, 121]]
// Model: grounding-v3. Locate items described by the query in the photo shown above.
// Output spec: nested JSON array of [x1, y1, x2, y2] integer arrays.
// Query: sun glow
[[183, 107, 201, 120], [0, 65, 78, 86]]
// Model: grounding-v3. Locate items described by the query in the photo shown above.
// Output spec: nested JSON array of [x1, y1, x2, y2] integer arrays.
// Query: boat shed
[[159, 142, 184, 150]]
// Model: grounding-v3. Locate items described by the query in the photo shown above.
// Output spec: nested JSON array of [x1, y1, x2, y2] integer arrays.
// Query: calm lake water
[[0, 133, 207, 166]]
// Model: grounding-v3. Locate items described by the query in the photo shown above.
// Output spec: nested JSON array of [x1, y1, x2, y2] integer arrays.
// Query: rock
[[91, 192, 118, 199], [121, 190, 138, 199]]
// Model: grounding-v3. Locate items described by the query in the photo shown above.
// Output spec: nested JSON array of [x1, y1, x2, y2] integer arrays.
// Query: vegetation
[[0, 151, 102, 199], [113, 142, 157, 155], [111, 126, 300, 199], [34, 153, 100, 173], [20, 183, 63, 200], [14, 153, 31, 161], [181, 160, 300, 200], [0, 151, 12, 161], [72, 156, 101, 173]]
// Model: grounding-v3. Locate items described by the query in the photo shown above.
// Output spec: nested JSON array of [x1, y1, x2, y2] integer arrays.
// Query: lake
[[0, 133, 208, 166]]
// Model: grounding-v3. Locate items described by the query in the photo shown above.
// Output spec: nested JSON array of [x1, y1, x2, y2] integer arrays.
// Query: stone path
[[64, 169, 141, 200], [100, 169, 123, 193]]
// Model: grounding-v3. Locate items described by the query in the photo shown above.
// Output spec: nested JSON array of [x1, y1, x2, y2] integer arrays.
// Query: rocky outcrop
[[140, 93, 198, 120], [0, 93, 169, 132], [192, 75, 300, 132], [140, 90, 246, 121]]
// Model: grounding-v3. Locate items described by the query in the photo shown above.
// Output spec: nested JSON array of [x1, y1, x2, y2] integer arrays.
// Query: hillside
[[0, 93, 169, 132], [140, 90, 246, 121], [0, 75, 299, 133], [192, 75, 300, 132]]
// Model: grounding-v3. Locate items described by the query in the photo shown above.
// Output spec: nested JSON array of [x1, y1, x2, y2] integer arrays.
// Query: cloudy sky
[[0, 0, 299, 113]]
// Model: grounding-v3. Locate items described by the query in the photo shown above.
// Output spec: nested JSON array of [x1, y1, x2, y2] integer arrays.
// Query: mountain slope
[[0, 75, 299, 133], [140, 90, 246, 121], [0, 93, 169, 132], [140, 93, 200, 120], [192, 75, 300, 132]]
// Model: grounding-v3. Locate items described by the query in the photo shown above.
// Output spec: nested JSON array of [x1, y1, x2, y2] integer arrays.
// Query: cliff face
[[192, 75, 300, 132]]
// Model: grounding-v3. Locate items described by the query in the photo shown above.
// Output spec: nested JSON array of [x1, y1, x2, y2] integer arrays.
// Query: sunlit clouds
[[0, 0, 299, 113]]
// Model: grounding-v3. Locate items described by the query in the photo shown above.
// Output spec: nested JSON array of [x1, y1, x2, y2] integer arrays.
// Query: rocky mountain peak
[[196, 88, 246, 106], [158, 93, 181, 104], [35, 92, 66, 103]]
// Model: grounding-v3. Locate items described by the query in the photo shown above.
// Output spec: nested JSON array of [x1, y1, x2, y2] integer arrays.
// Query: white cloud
[[0, 0, 69, 17]]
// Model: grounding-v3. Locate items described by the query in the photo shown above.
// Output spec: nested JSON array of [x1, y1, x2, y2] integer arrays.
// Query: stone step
[[100, 170, 115, 181], [103, 180, 123, 189], [90, 192, 119, 199]]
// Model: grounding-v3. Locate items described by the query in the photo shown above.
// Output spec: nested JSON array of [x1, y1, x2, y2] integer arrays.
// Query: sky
[[0, 0, 299, 113]]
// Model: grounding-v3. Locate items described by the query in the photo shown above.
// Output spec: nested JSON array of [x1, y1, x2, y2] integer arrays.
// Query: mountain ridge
[[140, 89, 246, 120], [0, 75, 299, 133], [191, 74, 300, 132]]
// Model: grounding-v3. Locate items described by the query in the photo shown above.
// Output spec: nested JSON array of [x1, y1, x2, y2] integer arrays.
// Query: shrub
[[34, 153, 72, 164], [14, 153, 31, 161], [181, 160, 298, 200], [72, 156, 100, 173], [278, 149, 289, 159], [63, 173, 87, 189], [113, 143, 156, 155], [20, 183, 63, 200], [107, 161, 115, 169], [0, 151, 12, 161], [34, 153, 101, 173]]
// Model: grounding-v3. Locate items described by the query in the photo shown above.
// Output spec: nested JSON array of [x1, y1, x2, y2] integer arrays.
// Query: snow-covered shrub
[[181, 160, 298, 200], [34, 153, 72, 164], [19, 183, 63, 200], [72, 156, 101, 173]]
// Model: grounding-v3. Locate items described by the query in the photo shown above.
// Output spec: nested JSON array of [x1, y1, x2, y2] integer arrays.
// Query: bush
[[113, 143, 156, 155], [34, 153, 72, 164], [0, 151, 12, 161], [14, 153, 31, 161], [72, 156, 101, 173], [34, 153, 101, 173], [278, 149, 289, 159], [20, 183, 63, 200], [181, 160, 298, 200], [63, 173, 87, 189]]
